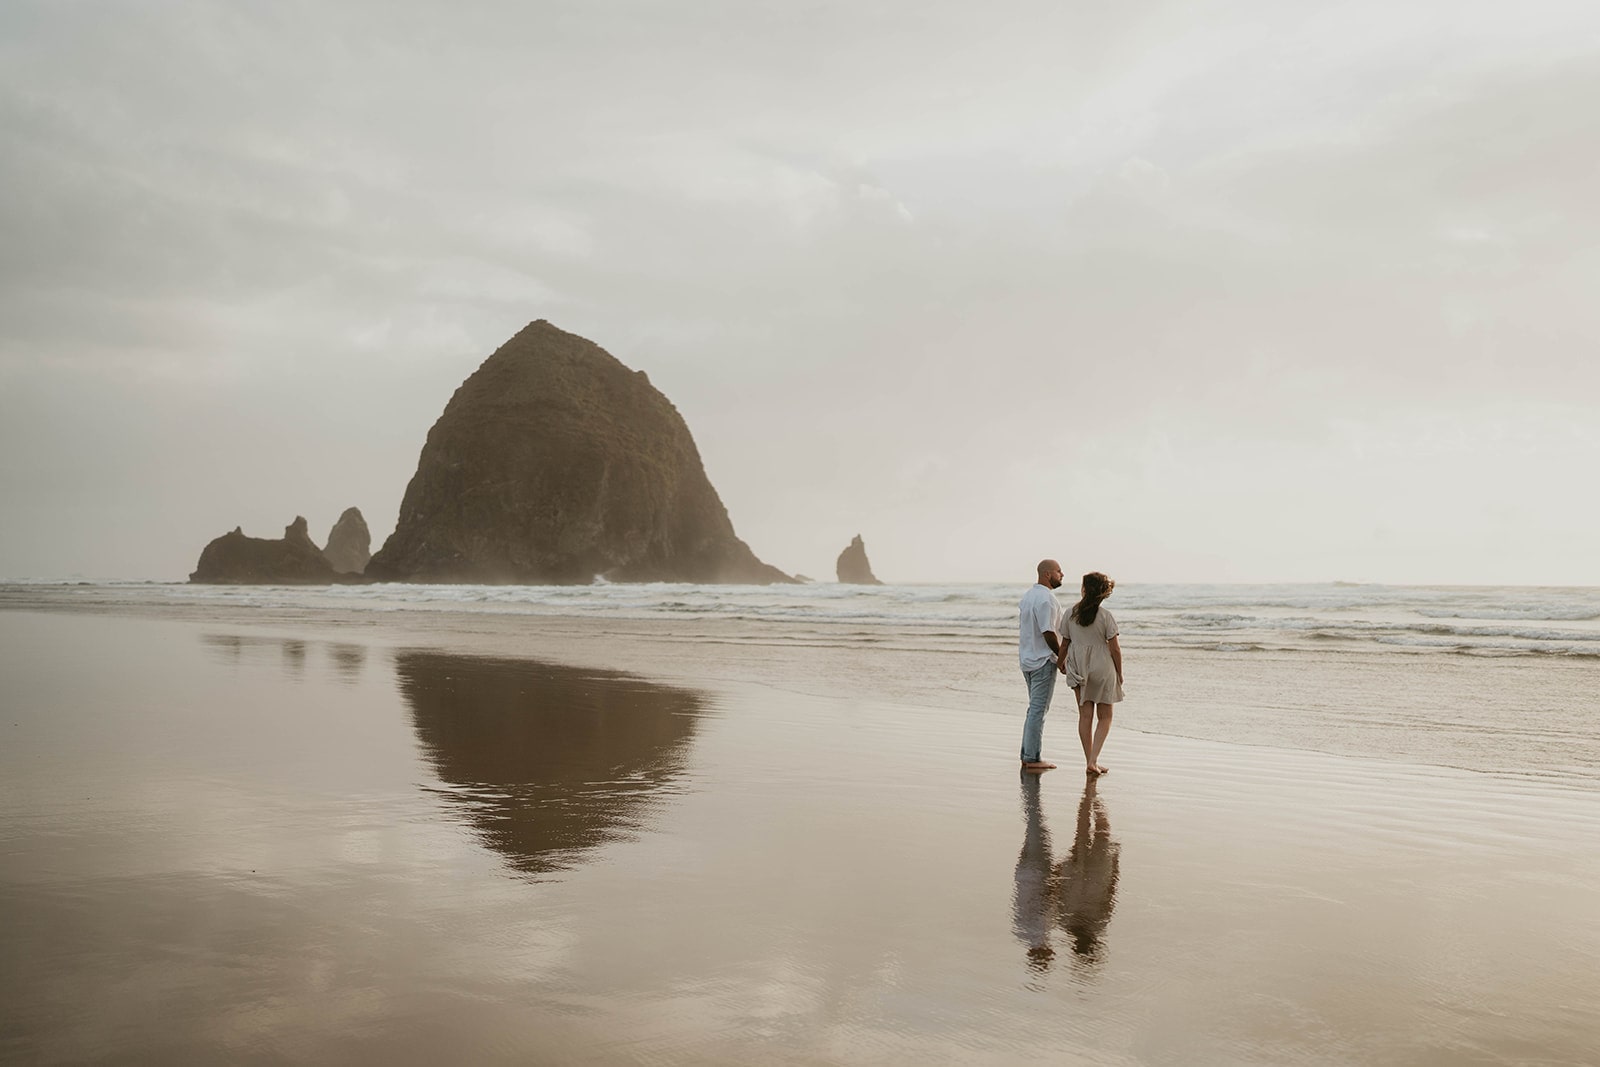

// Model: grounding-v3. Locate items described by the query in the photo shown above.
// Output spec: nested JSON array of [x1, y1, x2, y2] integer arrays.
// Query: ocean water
[[14, 578, 1600, 658]]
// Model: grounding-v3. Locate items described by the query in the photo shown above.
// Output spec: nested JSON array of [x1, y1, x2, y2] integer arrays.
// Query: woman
[[1058, 572, 1124, 775]]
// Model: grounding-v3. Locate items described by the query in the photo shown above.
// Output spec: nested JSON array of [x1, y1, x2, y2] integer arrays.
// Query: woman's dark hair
[[1071, 572, 1115, 627]]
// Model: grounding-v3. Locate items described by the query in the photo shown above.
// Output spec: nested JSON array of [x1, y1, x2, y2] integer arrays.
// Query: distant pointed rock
[[323, 507, 371, 574], [284, 516, 318, 551], [836, 534, 883, 585], [366, 320, 793, 584], [189, 516, 344, 584]]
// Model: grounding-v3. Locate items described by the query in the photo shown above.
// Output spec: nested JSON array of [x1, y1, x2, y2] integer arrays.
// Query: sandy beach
[[4, 596, 1599, 1064]]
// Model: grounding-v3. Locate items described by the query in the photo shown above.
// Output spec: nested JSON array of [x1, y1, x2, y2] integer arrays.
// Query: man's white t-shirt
[[1018, 583, 1063, 671]]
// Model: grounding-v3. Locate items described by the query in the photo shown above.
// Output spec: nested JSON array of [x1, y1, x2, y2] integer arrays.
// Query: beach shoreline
[[5, 581, 1598, 787], [4, 595, 1600, 1063]]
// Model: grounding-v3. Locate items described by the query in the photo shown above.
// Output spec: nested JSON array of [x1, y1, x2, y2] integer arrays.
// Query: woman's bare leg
[[1089, 705, 1114, 772], [1077, 700, 1096, 773]]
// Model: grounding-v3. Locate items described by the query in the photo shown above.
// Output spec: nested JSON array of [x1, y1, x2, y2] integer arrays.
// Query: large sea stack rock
[[189, 517, 342, 584], [835, 534, 883, 585], [323, 507, 371, 574], [366, 320, 793, 584]]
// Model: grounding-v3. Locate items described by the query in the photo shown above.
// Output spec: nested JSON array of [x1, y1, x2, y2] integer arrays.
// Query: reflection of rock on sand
[[200, 633, 366, 683], [394, 652, 706, 877], [326, 643, 366, 682], [1057, 780, 1120, 964]]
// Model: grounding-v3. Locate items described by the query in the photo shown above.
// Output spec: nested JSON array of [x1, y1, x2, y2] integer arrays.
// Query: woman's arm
[[1108, 635, 1123, 683]]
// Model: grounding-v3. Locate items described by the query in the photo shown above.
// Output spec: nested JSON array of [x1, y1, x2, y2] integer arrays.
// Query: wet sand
[[3, 606, 1599, 1064]]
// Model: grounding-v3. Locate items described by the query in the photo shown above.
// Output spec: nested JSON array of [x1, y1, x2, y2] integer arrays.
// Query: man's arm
[[1028, 598, 1061, 660]]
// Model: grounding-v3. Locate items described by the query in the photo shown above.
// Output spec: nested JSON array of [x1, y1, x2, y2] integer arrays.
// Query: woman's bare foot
[[1094, 764, 1109, 775], [1022, 761, 1057, 772], [1085, 764, 1101, 776]]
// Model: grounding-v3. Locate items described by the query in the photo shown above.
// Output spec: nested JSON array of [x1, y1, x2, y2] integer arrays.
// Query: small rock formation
[[366, 320, 793, 584], [322, 507, 371, 574], [836, 534, 883, 585], [189, 517, 344, 584]]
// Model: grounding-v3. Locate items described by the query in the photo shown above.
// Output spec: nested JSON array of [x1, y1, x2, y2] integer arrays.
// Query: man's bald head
[[1037, 559, 1063, 588]]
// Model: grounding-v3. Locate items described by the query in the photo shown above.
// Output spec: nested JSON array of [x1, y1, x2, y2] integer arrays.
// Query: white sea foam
[[8, 579, 1600, 659]]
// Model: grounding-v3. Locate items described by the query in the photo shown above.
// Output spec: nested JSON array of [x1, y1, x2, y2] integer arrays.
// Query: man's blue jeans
[[1020, 661, 1057, 763]]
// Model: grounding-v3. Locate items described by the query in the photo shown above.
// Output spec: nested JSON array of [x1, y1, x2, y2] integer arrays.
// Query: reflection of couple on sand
[[1012, 774, 1121, 972], [1018, 560, 1125, 774]]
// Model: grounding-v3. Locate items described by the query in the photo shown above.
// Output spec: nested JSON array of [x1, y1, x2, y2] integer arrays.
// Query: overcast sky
[[2, 0, 1597, 584]]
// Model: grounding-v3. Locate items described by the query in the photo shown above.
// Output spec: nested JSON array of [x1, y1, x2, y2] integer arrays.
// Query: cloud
[[2, 0, 1599, 581]]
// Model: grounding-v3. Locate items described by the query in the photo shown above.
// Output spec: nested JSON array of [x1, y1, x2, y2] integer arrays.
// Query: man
[[1018, 558, 1066, 772]]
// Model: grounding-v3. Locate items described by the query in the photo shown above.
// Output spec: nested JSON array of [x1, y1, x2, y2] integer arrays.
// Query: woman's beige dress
[[1065, 607, 1125, 705]]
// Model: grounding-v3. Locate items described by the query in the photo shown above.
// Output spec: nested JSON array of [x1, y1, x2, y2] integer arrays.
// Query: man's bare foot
[[1094, 764, 1109, 775], [1022, 761, 1057, 772]]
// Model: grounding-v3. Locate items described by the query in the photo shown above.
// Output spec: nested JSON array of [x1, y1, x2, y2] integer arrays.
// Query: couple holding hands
[[1018, 560, 1124, 774]]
